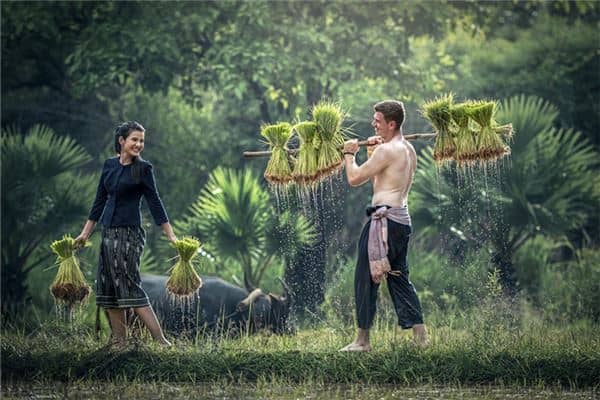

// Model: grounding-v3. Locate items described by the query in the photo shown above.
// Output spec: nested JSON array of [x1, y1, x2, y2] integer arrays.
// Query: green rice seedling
[[166, 237, 203, 297], [49, 235, 92, 306], [421, 93, 456, 163], [292, 121, 319, 185], [260, 122, 294, 186], [451, 102, 479, 167], [495, 123, 514, 139], [486, 101, 514, 140], [467, 101, 510, 162], [312, 101, 347, 179]]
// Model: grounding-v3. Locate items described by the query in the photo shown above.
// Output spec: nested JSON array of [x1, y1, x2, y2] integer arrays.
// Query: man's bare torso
[[371, 136, 416, 208]]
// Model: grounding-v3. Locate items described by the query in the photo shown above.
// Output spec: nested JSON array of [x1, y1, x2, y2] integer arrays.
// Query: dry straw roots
[[49, 235, 91, 306], [166, 237, 203, 297]]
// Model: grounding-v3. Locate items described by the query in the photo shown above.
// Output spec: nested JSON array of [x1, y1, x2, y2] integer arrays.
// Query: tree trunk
[[491, 246, 517, 297], [241, 256, 256, 291]]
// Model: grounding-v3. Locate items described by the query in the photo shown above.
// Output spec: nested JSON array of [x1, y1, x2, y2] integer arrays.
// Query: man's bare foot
[[412, 336, 429, 348], [412, 324, 429, 348], [339, 342, 372, 352], [158, 339, 172, 348]]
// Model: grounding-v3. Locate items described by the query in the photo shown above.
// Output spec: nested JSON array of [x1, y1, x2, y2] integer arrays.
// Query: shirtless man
[[340, 100, 428, 352]]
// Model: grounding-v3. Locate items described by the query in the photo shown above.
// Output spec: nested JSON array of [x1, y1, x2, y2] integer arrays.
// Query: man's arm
[[344, 141, 389, 187]]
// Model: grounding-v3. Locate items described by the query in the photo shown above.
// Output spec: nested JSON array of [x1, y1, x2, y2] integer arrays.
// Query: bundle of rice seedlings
[[451, 102, 479, 167], [261, 122, 294, 186], [49, 235, 91, 306], [421, 93, 456, 163], [166, 237, 203, 297], [467, 101, 510, 161], [312, 101, 346, 179], [495, 123, 514, 139], [292, 121, 319, 185]]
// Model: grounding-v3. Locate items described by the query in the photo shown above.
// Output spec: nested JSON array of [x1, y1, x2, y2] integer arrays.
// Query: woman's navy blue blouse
[[88, 157, 169, 227]]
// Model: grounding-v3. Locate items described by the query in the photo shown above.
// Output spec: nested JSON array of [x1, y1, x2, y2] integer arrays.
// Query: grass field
[[3, 317, 599, 388], [2, 381, 598, 400]]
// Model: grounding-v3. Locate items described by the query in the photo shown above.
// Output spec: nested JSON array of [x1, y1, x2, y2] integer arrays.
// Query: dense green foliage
[[1, 125, 96, 316], [410, 95, 599, 293], [1, 1, 598, 325], [175, 167, 317, 290]]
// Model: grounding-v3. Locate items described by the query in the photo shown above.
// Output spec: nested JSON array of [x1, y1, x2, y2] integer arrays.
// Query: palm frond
[[2, 124, 92, 190], [509, 127, 599, 235], [1, 125, 95, 264], [182, 167, 270, 263], [497, 95, 559, 152]]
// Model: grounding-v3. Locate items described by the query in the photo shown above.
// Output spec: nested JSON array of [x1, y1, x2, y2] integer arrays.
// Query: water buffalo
[[140, 274, 292, 337]]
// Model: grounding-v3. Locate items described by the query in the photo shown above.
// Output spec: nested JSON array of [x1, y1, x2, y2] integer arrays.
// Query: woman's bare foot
[[106, 336, 128, 351]]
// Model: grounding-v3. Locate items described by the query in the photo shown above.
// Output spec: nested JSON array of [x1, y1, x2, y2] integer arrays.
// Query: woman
[[75, 121, 175, 348]]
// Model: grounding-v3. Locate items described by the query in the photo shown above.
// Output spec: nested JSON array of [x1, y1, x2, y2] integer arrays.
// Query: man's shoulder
[[387, 138, 415, 154], [372, 142, 395, 160], [404, 139, 416, 155]]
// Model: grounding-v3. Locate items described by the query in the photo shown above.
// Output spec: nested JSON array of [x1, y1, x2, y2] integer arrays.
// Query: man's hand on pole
[[367, 135, 383, 158], [343, 139, 359, 155]]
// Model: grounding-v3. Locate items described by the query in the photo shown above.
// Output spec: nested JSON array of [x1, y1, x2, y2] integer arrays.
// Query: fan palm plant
[[1, 124, 96, 317], [176, 167, 317, 290], [489, 96, 599, 290], [411, 95, 599, 294]]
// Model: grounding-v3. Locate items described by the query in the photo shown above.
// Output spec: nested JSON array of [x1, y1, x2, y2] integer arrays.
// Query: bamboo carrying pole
[[243, 132, 437, 158]]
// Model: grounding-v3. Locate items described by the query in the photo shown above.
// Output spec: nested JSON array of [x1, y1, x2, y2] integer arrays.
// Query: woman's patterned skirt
[[96, 226, 151, 309]]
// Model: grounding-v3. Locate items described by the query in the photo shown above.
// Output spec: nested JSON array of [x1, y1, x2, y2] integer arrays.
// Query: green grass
[[2, 318, 599, 387], [2, 380, 598, 400]]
